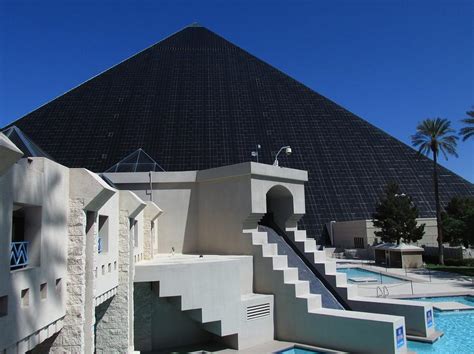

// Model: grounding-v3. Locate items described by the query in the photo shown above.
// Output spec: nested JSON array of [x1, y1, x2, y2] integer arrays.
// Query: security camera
[[273, 145, 292, 166]]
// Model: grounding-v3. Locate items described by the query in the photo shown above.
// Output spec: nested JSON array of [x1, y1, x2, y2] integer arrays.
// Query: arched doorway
[[259, 185, 294, 233]]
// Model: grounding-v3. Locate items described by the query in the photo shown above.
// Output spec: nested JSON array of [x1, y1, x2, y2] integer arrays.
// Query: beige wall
[[333, 218, 438, 249], [332, 219, 368, 248], [104, 163, 309, 256], [402, 253, 424, 268], [113, 172, 199, 254]]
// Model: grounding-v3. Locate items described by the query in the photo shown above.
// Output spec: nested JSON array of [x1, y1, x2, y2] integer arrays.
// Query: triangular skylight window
[[2, 126, 53, 159], [105, 149, 165, 172]]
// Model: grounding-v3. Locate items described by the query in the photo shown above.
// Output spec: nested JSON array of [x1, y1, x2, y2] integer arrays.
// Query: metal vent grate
[[246, 303, 270, 320]]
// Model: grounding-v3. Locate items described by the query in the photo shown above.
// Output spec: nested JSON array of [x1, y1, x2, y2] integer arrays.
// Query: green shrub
[[442, 258, 474, 267]]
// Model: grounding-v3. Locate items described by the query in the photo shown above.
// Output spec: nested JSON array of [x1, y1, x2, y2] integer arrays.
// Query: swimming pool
[[407, 296, 474, 353], [336, 267, 406, 284], [278, 347, 324, 354]]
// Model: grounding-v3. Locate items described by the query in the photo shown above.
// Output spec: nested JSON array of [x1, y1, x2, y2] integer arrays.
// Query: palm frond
[[411, 118, 458, 159], [460, 111, 474, 141]]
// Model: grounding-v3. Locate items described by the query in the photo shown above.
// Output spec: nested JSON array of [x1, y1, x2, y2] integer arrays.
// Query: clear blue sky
[[1, 0, 473, 181]]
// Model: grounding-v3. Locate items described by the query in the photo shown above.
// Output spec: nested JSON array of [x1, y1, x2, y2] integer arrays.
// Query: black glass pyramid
[[105, 148, 165, 172], [2, 126, 53, 159], [4, 25, 473, 240]]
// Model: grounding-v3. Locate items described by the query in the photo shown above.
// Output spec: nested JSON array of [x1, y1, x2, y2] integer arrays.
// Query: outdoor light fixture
[[251, 144, 262, 163], [273, 146, 292, 166]]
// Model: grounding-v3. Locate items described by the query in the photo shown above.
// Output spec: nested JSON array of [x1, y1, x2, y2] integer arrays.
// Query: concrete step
[[186, 308, 203, 322], [287, 280, 310, 296], [312, 250, 327, 262], [339, 284, 358, 299], [292, 230, 308, 242], [281, 267, 299, 282], [303, 239, 317, 252], [252, 232, 268, 245], [272, 255, 288, 269], [326, 272, 348, 287], [201, 320, 223, 337], [261, 243, 278, 257], [323, 261, 337, 274], [297, 293, 323, 312]]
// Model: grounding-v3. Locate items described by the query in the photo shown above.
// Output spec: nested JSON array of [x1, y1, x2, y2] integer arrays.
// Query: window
[[40, 283, 47, 300], [354, 237, 365, 249], [55, 278, 62, 293], [98, 215, 109, 253], [11, 204, 42, 270], [0, 296, 7, 317], [130, 218, 138, 248], [21, 289, 29, 307]]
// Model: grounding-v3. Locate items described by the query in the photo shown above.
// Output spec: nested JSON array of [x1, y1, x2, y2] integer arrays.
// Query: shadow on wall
[[183, 183, 199, 254], [123, 181, 199, 254], [5, 165, 67, 353]]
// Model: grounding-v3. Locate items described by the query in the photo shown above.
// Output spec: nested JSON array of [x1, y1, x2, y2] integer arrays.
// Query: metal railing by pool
[[10, 241, 28, 270]]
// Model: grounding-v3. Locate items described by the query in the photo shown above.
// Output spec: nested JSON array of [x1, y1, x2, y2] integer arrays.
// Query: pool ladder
[[376, 286, 389, 298]]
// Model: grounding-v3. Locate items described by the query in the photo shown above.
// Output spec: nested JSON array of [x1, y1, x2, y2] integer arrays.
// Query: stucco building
[[2, 24, 467, 353]]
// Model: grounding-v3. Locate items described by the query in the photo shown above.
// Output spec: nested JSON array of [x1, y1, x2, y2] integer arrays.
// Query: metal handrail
[[376, 286, 382, 297], [376, 286, 390, 298], [10, 241, 29, 269]]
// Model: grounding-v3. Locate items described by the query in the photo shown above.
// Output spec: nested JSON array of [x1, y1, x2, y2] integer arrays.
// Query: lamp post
[[251, 144, 261, 163], [273, 146, 292, 166]]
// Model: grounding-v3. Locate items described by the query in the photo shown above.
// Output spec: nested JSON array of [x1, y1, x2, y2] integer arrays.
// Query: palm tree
[[460, 110, 474, 141], [411, 118, 458, 265]]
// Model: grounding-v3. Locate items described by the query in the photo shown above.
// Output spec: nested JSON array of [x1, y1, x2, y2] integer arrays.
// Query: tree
[[411, 118, 458, 264], [372, 182, 425, 245], [460, 110, 474, 141], [442, 197, 474, 247]]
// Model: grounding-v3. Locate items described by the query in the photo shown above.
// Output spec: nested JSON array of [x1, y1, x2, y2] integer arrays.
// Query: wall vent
[[246, 303, 270, 321]]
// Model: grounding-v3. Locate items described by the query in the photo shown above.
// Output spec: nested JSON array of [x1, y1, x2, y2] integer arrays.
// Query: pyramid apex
[[187, 22, 203, 28]]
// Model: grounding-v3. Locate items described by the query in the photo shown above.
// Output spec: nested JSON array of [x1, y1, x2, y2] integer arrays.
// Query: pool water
[[411, 295, 474, 307], [337, 267, 406, 284], [407, 296, 474, 353], [279, 348, 324, 354]]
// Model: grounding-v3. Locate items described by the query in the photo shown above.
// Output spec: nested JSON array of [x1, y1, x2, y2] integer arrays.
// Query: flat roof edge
[[103, 162, 308, 185]]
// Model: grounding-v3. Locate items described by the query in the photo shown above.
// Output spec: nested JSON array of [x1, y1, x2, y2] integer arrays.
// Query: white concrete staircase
[[286, 229, 435, 338], [152, 271, 240, 338], [249, 229, 407, 354], [251, 231, 323, 312], [290, 230, 358, 299], [164, 294, 236, 337]]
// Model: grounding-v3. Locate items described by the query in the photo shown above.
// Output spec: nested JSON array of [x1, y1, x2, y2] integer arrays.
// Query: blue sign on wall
[[396, 326, 405, 348], [427, 309, 433, 328]]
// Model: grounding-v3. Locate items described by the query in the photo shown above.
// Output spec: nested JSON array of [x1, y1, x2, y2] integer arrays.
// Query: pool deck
[[337, 261, 474, 298], [431, 301, 474, 311], [136, 340, 347, 353], [407, 330, 444, 344], [348, 276, 378, 283]]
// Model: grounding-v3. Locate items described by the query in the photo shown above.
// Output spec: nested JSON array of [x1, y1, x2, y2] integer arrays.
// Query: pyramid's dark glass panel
[[5, 26, 473, 241], [2, 126, 53, 159], [105, 148, 165, 172]]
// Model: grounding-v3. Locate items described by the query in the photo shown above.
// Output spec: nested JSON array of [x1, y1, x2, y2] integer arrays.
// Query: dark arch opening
[[259, 185, 294, 232]]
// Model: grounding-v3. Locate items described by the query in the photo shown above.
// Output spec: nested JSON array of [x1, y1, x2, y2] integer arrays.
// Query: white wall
[[95, 193, 120, 303], [0, 158, 69, 352]]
